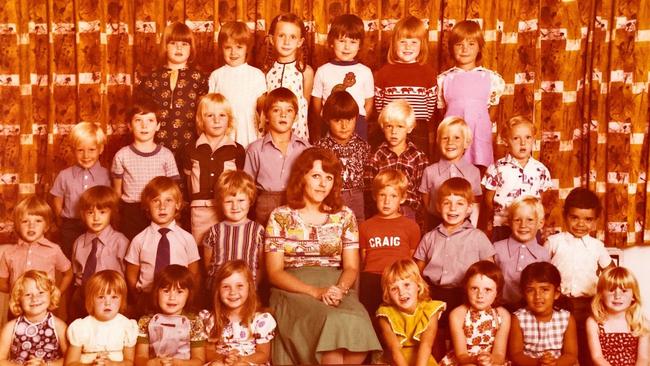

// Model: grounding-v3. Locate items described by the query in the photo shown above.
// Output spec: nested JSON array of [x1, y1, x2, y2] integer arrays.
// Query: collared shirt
[[71, 225, 130, 286], [419, 158, 482, 213], [124, 221, 200, 292], [111, 144, 180, 203], [181, 134, 245, 201], [0, 237, 71, 288], [365, 141, 429, 211], [482, 154, 553, 226], [50, 162, 110, 219], [494, 237, 550, 304], [544, 232, 612, 297], [413, 221, 495, 287], [243, 133, 310, 192], [315, 134, 370, 190]]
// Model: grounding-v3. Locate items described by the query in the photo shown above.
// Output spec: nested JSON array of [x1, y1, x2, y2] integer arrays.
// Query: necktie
[[82, 238, 99, 284], [155, 228, 172, 273]]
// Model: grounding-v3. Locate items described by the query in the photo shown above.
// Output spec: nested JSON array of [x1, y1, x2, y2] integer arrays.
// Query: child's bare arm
[[364, 98, 373, 118], [63, 345, 84, 366], [113, 178, 124, 199], [57, 268, 73, 294], [636, 332, 649, 366], [509, 316, 539, 366], [172, 345, 205, 366], [414, 309, 438, 366], [484, 189, 495, 213], [0, 320, 17, 363], [203, 246, 213, 273], [490, 307, 510, 365], [414, 259, 426, 274], [303, 66, 314, 103], [422, 193, 430, 213], [238, 342, 271, 365], [52, 196, 64, 219], [125, 263, 140, 295], [377, 317, 409, 366], [312, 97, 323, 118], [585, 317, 611, 366]]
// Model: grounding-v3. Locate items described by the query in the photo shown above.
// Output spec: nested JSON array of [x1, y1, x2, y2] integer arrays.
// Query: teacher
[[264, 147, 381, 365]]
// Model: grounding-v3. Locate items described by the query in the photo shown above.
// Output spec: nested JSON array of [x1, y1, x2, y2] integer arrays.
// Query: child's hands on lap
[[537, 351, 557, 366], [476, 352, 492, 366], [25, 357, 46, 366]]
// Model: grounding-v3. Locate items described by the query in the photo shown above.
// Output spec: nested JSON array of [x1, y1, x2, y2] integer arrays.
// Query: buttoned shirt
[[124, 221, 200, 292], [243, 133, 310, 192], [181, 134, 245, 201], [0, 237, 71, 287], [482, 154, 553, 226], [315, 134, 370, 190], [419, 158, 482, 213], [544, 232, 612, 297], [365, 142, 429, 211], [72, 225, 130, 286], [413, 221, 495, 287], [494, 237, 550, 304], [50, 162, 110, 219]]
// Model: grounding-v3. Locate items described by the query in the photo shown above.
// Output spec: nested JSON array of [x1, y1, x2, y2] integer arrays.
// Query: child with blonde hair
[[376, 259, 445, 366], [209, 21, 267, 147], [264, 13, 314, 141], [441, 261, 510, 366], [136, 21, 208, 152], [437, 20, 505, 171], [66, 270, 138, 365], [181, 93, 245, 245], [201, 261, 276, 366], [203, 170, 265, 287], [312, 14, 373, 139], [0, 270, 68, 365], [494, 196, 550, 310], [365, 100, 428, 221], [69, 185, 129, 320], [419, 116, 481, 226], [482, 115, 553, 242], [0, 196, 72, 295], [50, 121, 110, 257], [587, 267, 649, 366], [374, 16, 437, 155]]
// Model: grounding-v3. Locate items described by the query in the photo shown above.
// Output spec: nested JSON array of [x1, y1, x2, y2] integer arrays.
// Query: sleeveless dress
[[437, 67, 505, 167], [514, 308, 570, 358], [440, 307, 502, 366], [376, 300, 446, 366], [598, 322, 639, 366], [10, 312, 62, 363], [266, 61, 309, 140]]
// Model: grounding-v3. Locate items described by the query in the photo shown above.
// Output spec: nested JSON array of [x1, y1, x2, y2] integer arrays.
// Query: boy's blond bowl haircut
[[378, 99, 416, 129]]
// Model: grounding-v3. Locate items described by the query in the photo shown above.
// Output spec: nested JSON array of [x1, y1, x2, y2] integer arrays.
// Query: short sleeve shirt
[[481, 154, 553, 226], [312, 61, 374, 116], [419, 158, 482, 214], [413, 221, 495, 287], [71, 225, 129, 286], [67, 314, 138, 363], [199, 310, 276, 357], [494, 237, 550, 304], [264, 206, 359, 268], [359, 216, 421, 274], [243, 134, 310, 192], [544, 232, 612, 297], [50, 162, 111, 219], [0, 238, 71, 288]]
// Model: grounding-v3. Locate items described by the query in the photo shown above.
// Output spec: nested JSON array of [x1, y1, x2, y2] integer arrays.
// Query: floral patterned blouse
[[264, 206, 359, 268], [199, 310, 276, 361], [136, 66, 209, 153]]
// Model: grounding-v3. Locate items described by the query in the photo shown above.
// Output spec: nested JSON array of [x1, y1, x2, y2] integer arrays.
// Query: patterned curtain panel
[[0, 0, 647, 246]]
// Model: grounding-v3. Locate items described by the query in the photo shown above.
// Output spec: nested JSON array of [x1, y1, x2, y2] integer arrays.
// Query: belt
[[190, 199, 216, 207]]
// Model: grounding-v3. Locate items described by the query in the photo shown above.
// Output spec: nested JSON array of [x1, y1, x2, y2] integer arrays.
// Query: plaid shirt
[[365, 141, 429, 211], [515, 308, 570, 359]]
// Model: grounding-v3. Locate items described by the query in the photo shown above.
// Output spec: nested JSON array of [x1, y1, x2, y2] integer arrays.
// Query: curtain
[[0, 0, 647, 246]]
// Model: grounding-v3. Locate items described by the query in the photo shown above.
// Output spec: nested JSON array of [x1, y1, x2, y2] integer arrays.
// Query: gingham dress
[[515, 308, 570, 358]]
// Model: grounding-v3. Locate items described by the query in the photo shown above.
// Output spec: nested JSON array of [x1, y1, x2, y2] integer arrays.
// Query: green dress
[[376, 300, 446, 366], [265, 206, 382, 364]]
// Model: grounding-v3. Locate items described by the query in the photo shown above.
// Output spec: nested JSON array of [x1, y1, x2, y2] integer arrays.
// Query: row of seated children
[[1, 258, 646, 366]]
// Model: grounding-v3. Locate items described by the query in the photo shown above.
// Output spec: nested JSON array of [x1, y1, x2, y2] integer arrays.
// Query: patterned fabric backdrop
[[0, 0, 648, 246]]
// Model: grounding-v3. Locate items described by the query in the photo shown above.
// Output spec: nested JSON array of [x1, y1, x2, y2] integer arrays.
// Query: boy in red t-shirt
[[359, 168, 421, 319]]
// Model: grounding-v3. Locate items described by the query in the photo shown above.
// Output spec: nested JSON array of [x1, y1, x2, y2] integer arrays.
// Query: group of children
[[0, 10, 647, 366]]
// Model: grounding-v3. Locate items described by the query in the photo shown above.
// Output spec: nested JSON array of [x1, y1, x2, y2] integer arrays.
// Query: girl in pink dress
[[437, 20, 505, 171]]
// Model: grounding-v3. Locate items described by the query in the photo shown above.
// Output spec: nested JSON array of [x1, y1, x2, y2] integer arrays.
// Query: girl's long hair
[[262, 13, 309, 73], [210, 260, 258, 340], [591, 267, 649, 336]]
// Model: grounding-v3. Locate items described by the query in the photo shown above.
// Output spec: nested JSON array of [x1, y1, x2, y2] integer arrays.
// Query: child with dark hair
[[111, 99, 181, 239], [134, 265, 206, 366], [544, 187, 614, 366], [509, 262, 578, 366], [312, 14, 374, 139], [315, 90, 370, 221], [244, 87, 310, 225]]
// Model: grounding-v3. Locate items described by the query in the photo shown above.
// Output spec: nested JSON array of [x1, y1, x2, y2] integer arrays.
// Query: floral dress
[[266, 61, 309, 140], [199, 310, 276, 364], [136, 66, 208, 153], [440, 307, 502, 366], [598, 323, 639, 365]]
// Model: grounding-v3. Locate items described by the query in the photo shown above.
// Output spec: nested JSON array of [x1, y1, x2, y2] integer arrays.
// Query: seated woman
[[265, 147, 382, 365]]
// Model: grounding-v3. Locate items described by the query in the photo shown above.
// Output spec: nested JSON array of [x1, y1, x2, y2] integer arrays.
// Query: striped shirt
[[374, 63, 437, 122], [203, 219, 264, 281], [111, 144, 180, 203]]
